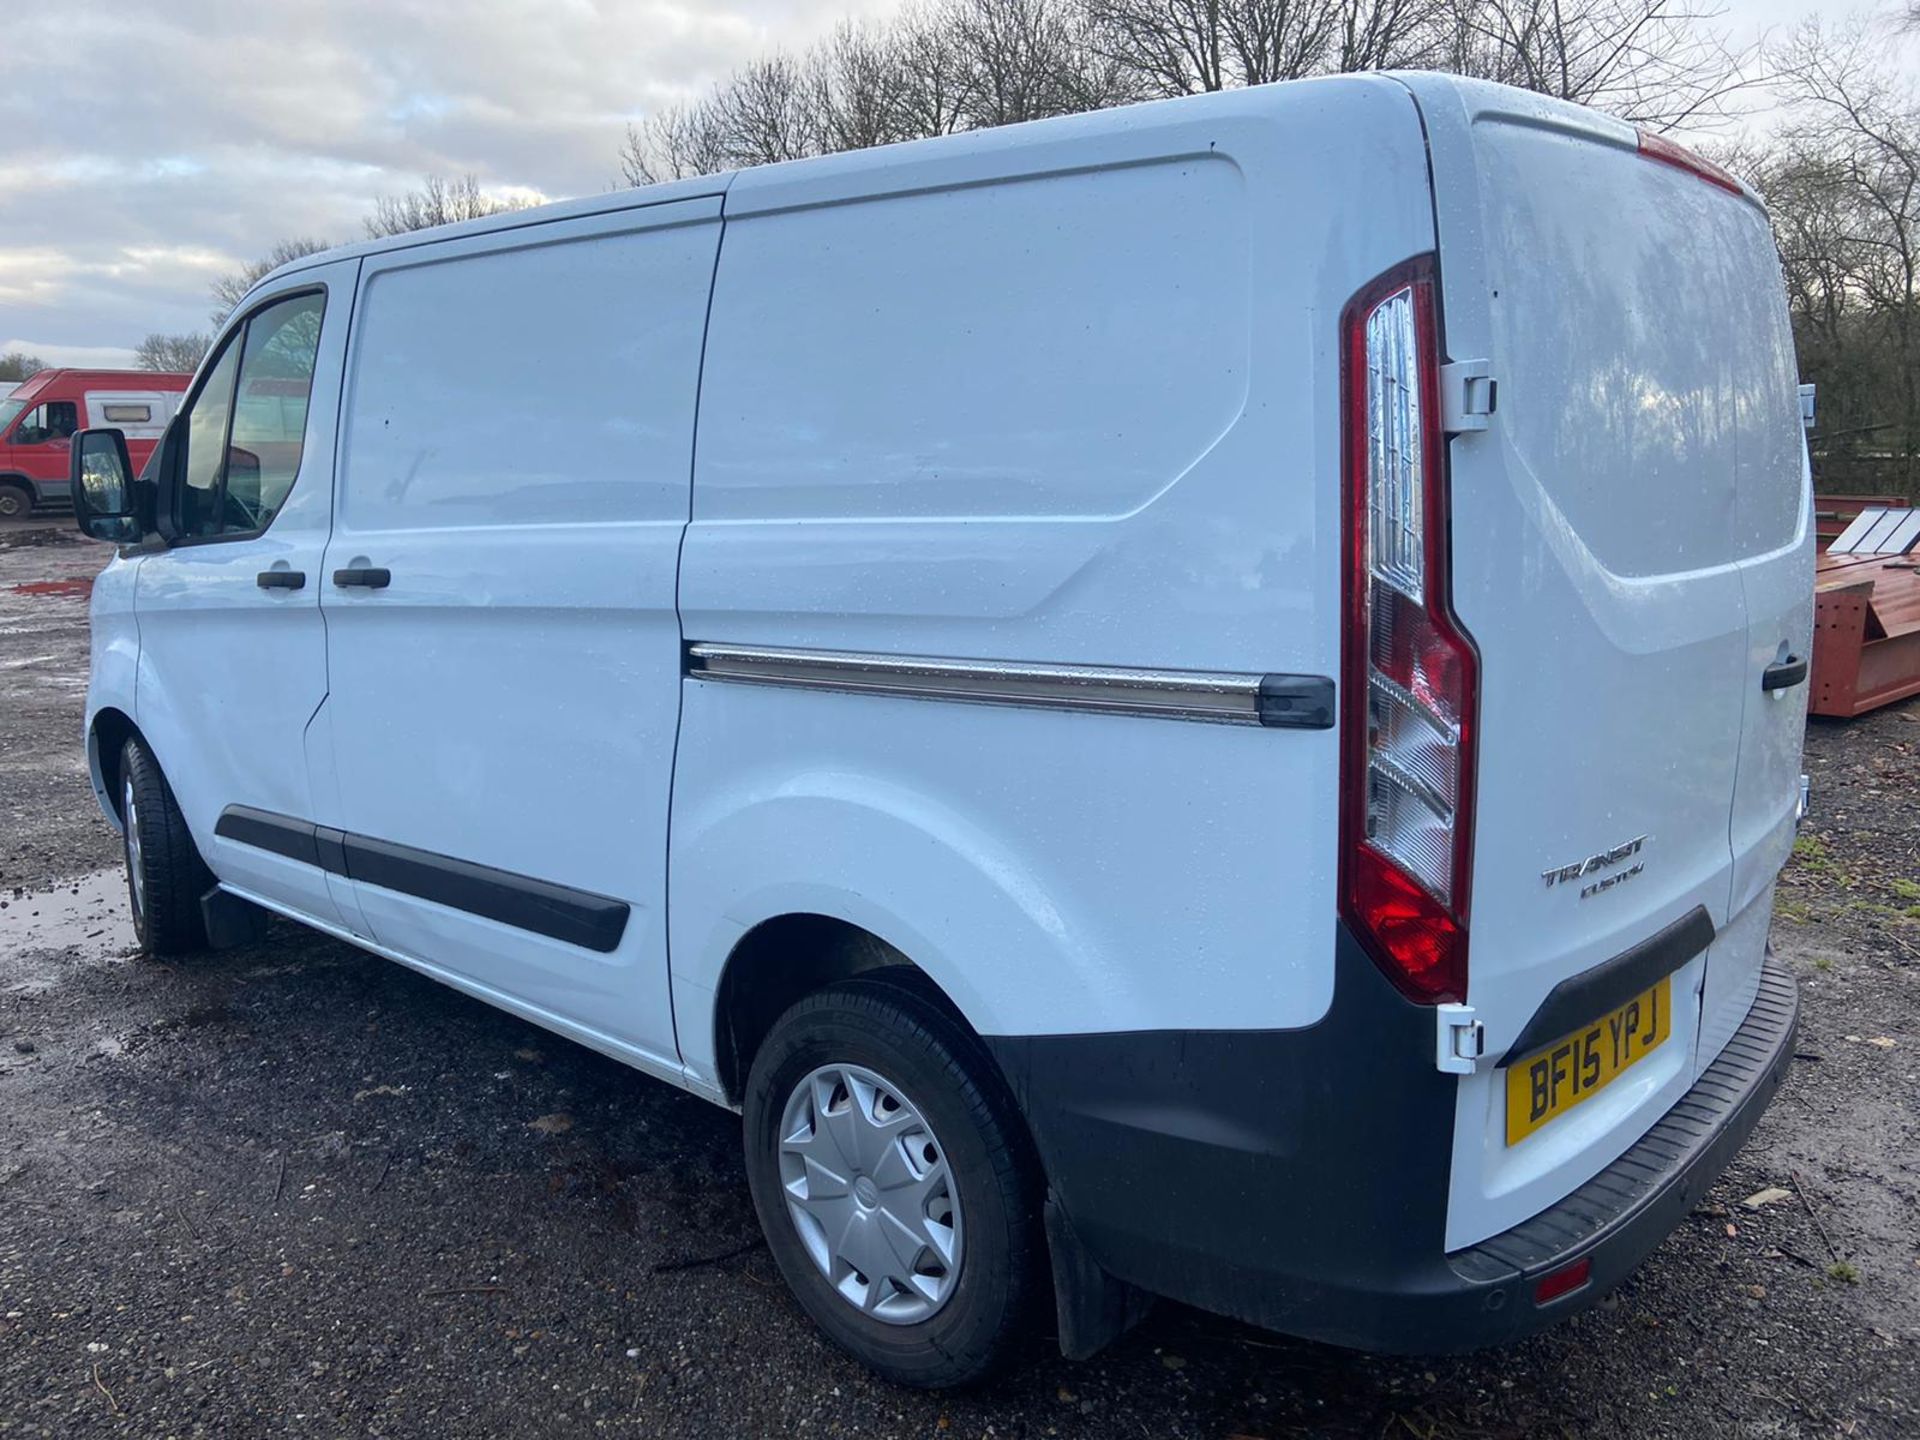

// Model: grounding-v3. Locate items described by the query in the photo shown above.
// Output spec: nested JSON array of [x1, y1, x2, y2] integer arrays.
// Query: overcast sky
[[0, 0, 1886, 368]]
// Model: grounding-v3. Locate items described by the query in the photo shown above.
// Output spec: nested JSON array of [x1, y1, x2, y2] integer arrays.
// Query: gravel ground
[[0, 516, 1915, 1438]]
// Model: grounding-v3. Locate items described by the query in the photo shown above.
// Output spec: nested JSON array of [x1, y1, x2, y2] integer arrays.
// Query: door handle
[[255, 570, 305, 590], [332, 567, 391, 589], [1761, 654, 1808, 692]]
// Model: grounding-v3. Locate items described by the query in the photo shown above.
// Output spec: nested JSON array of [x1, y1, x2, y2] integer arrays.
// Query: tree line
[[617, 0, 1753, 183]]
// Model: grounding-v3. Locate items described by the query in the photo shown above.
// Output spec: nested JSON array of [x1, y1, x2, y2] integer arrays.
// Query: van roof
[[8, 369, 194, 400], [245, 73, 1428, 301]]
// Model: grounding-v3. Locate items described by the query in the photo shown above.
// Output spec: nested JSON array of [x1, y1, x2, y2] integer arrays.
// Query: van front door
[[318, 200, 721, 1076], [133, 263, 360, 928], [9, 398, 78, 502]]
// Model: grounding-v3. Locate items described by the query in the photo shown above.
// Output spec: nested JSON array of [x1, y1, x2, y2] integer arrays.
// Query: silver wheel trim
[[777, 1062, 964, 1325], [123, 777, 145, 919]]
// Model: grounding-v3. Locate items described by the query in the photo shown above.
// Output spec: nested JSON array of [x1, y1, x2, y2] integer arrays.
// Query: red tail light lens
[[1636, 130, 1742, 196], [1340, 258, 1478, 1006], [1533, 1257, 1593, 1305]]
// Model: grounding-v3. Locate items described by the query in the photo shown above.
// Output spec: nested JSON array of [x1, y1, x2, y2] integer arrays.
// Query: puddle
[[9, 577, 92, 599], [0, 869, 137, 966]]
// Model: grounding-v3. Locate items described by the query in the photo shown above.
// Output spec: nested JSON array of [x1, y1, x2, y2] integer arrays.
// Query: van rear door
[[1399, 75, 1811, 1250]]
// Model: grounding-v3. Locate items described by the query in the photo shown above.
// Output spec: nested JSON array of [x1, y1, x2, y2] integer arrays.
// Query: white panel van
[[70, 72, 1810, 1387]]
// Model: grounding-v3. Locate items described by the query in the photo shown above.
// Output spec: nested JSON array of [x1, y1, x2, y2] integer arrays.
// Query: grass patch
[[1890, 878, 1920, 903], [1828, 1261, 1860, 1285]]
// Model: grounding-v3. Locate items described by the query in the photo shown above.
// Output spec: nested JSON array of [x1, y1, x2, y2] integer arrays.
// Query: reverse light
[[1340, 259, 1478, 1006], [1636, 130, 1742, 196]]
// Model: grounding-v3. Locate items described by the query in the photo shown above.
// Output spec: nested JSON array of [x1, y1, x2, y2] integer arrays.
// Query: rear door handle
[[255, 570, 305, 590], [1761, 654, 1808, 692], [332, 567, 391, 589]]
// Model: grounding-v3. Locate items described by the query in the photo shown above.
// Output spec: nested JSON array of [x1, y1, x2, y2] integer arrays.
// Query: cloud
[[0, 0, 901, 357]]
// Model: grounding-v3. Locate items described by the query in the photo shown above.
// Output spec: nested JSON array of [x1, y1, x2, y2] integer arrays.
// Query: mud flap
[[1047, 1195, 1154, 1361], [200, 885, 271, 950]]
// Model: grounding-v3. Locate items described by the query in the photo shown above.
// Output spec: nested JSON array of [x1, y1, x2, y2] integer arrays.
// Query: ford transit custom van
[[70, 72, 1810, 1387]]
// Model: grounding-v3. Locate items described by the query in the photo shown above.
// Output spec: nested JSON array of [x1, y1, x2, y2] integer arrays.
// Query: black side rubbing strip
[[313, 825, 349, 877], [215, 805, 321, 868], [340, 834, 628, 954], [214, 806, 629, 954], [1257, 674, 1336, 730], [1499, 904, 1716, 1066]]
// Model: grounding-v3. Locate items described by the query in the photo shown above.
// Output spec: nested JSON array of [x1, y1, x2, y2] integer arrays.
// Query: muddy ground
[[0, 515, 1914, 1438]]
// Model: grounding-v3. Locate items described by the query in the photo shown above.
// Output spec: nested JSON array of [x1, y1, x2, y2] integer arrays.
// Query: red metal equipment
[[1811, 505, 1920, 717], [1815, 493, 1910, 550]]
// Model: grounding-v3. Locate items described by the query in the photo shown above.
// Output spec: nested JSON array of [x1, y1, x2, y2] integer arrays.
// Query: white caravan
[[70, 73, 1810, 1386]]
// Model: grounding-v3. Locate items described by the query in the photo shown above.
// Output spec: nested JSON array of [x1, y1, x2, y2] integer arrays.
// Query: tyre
[[0, 481, 31, 521], [119, 738, 210, 955], [743, 975, 1044, 1388]]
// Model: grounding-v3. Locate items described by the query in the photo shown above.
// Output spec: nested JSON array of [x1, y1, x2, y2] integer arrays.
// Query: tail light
[[1340, 258, 1478, 1005]]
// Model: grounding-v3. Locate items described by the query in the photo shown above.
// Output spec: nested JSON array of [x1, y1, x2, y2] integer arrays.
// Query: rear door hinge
[[1441, 359, 1496, 434], [1437, 1003, 1484, 1074]]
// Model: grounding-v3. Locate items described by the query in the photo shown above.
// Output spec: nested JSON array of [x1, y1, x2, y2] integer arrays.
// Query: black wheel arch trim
[[213, 804, 629, 953]]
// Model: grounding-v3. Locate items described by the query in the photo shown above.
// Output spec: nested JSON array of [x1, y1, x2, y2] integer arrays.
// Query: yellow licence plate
[[1505, 975, 1672, 1145]]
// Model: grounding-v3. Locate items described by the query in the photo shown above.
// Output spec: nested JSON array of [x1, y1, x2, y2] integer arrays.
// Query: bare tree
[[619, 102, 731, 186], [808, 21, 919, 153], [365, 174, 530, 239], [210, 237, 331, 328], [712, 54, 823, 166], [0, 351, 44, 383], [133, 333, 209, 372], [1439, 0, 1755, 131], [1767, 14, 1920, 488], [893, 2, 979, 137], [1326, 0, 1442, 72], [953, 0, 1136, 126]]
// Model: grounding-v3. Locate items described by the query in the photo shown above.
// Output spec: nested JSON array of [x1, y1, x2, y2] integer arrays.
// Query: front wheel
[[0, 482, 32, 521], [743, 975, 1044, 1388], [119, 738, 209, 955]]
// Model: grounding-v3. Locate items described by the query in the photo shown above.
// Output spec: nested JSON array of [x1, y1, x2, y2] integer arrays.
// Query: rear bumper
[[989, 930, 1798, 1355]]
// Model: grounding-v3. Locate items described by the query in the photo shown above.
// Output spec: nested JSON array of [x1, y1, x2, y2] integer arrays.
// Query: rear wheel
[[119, 738, 209, 955], [742, 975, 1043, 1388], [0, 481, 32, 521]]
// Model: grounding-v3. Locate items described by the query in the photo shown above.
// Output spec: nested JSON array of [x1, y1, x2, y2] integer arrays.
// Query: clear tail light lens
[[1340, 259, 1478, 1006]]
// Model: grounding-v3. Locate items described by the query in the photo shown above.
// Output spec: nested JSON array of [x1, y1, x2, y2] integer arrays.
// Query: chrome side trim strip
[[684, 643, 1335, 729]]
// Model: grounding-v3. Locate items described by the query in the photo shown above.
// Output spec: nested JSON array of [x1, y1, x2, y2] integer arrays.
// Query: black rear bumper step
[[992, 934, 1797, 1356], [1454, 958, 1798, 1290]]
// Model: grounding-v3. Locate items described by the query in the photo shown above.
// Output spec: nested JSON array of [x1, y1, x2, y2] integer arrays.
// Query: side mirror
[[71, 429, 141, 543]]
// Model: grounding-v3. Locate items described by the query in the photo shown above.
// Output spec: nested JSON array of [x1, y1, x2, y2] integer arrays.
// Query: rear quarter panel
[[670, 77, 1439, 1080]]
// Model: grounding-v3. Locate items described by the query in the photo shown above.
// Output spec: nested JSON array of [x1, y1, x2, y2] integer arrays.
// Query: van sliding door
[[319, 199, 722, 1073]]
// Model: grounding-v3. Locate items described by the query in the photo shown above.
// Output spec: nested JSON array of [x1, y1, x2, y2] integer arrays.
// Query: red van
[[0, 369, 192, 518]]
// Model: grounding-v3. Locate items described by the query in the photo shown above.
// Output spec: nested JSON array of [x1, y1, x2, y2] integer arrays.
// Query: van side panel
[[671, 79, 1438, 1075]]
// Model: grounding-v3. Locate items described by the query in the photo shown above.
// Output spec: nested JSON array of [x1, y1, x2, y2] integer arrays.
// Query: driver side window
[[12, 401, 78, 447], [175, 290, 326, 539]]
